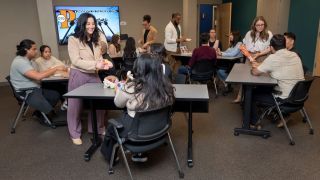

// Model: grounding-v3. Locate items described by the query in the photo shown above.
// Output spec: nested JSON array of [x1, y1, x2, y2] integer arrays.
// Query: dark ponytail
[[16, 39, 35, 56]]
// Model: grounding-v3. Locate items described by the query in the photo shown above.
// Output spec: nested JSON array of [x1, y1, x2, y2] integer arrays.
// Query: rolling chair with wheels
[[6, 76, 56, 133], [259, 78, 314, 145], [106, 106, 184, 180]]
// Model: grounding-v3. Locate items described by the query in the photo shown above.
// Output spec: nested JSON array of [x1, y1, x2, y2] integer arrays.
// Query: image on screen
[[55, 6, 120, 45]]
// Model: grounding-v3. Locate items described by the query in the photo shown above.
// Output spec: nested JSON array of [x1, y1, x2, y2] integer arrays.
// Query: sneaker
[[131, 153, 148, 162], [60, 100, 68, 111], [72, 138, 82, 145]]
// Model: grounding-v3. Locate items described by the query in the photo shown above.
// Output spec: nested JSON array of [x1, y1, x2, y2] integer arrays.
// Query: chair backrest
[[285, 77, 314, 105], [5, 76, 23, 102], [191, 59, 215, 80], [127, 106, 172, 142]]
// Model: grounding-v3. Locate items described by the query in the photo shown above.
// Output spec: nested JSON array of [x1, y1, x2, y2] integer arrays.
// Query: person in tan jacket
[[138, 15, 158, 50], [67, 13, 115, 145]]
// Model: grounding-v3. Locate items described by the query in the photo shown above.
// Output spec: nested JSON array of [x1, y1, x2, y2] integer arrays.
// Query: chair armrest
[[108, 118, 124, 129]]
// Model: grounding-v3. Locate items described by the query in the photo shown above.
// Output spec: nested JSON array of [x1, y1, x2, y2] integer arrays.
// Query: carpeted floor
[[0, 78, 319, 180]]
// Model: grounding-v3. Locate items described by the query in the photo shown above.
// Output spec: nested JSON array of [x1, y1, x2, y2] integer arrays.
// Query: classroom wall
[[0, 0, 42, 84], [52, 0, 183, 60], [288, 0, 320, 71], [222, 0, 258, 37], [257, 0, 290, 34]]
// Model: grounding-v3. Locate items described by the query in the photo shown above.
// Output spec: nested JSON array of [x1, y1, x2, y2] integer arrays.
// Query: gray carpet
[[0, 78, 319, 180]]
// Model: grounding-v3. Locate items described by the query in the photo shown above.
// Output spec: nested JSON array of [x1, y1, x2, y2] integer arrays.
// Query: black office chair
[[6, 76, 56, 133], [189, 59, 218, 95], [259, 78, 314, 145], [107, 107, 184, 180]]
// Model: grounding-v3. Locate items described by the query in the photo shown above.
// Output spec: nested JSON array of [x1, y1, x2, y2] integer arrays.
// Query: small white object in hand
[[127, 71, 134, 80], [103, 79, 115, 89]]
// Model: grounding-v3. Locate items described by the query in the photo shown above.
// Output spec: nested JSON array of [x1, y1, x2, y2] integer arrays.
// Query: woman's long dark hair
[[16, 39, 35, 56], [111, 34, 121, 52], [230, 31, 242, 48], [39, 45, 51, 56], [72, 13, 100, 46], [123, 37, 136, 58], [129, 54, 175, 111]]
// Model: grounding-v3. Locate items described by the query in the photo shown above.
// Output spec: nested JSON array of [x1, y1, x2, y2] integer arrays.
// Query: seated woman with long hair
[[101, 53, 175, 163]]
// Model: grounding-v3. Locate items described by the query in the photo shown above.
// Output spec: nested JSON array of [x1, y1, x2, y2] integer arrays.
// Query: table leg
[[84, 100, 102, 161], [234, 85, 271, 138], [187, 102, 193, 168]]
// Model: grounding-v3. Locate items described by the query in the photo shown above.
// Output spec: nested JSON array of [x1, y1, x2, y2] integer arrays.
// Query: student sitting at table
[[250, 34, 304, 129], [108, 34, 122, 57], [120, 37, 138, 79], [233, 16, 273, 103], [209, 29, 222, 50], [35, 45, 69, 110], [34, 45, 68, 77], [216, 31, 243, 81], [101, 53, 175, 163], [150, 43, 173, 80], [10, 39, 66, 123], [283, 32, 309, 74], [178, 33, 217, 75]]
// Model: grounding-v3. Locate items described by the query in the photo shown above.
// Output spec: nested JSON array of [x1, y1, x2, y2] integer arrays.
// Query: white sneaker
[[61, 100, 68, 111], [72, 138, 82, 145]]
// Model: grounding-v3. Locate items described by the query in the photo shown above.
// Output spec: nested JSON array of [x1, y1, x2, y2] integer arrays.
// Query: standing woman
[[67, 13, 114, 145]]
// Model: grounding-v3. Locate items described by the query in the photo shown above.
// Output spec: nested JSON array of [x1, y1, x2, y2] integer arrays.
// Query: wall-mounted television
[[55, 6, 120, 45]]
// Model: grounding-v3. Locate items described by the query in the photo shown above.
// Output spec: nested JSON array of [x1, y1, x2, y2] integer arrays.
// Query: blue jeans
[[178, 66, 191, 75], [217, 69, 228, 81]]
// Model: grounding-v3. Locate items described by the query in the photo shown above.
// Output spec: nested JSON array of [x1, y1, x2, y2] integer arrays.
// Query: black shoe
[[131, 153, 148, 163]]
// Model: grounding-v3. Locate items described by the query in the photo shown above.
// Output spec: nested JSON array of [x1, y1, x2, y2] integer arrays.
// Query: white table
[[64, 83, 209, 167]]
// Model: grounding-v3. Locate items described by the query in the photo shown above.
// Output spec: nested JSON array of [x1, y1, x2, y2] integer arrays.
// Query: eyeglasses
[[255, 24, 265, 27]]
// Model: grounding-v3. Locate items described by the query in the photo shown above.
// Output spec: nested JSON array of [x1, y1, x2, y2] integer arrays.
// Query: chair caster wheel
[[179, 172, 184, 178], [108, 169, 114, 174], [11, 128, 15, 134], [290, 141, 295, 146], [234, 132, 239, 136], [302, 118, 307, 123], [309, 129, 314, 135], [262, 134, 269, 139], [84, 154, 90, 161]]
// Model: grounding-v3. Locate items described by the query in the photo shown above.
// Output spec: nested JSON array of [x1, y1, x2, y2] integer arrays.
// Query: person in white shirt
[[250, 34, 304, 128], [234, 16, 273, 103], [164, 13, 187, 71], [243, 16, 273, 62]]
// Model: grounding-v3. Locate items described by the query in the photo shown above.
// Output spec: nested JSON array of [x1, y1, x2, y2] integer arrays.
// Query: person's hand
[[96, 61, 105, 70], [142, 43, 149, 49], [105, 75, 118, 83], [55, 65, 67, 71], [251, 61, 260, 68], [216, 48, 222, 56], [103, 59, 113, 69]]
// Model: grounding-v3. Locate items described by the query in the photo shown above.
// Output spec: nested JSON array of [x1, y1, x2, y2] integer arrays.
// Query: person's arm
[[68, 36, 97, 71], [24, 66, 65, 81], [222, 42, 242, 57], [251, 57, 272, 76], [251, 61, 264, 76], [114, 84, 133, 108], [253, 31, 273, 59], [213, 40, 219, 50]]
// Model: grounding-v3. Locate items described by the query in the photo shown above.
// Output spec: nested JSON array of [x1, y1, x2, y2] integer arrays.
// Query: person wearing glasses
[[233, 16, 273, 103], [138, 15, 158, 50]]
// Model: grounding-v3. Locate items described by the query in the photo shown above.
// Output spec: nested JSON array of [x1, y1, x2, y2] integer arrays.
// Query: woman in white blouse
[[243, 16, 273, 62], [234, 16, 273, 103]]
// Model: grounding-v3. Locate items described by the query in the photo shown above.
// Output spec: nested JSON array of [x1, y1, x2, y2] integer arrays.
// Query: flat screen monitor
[[54, 6, 120, 45]]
